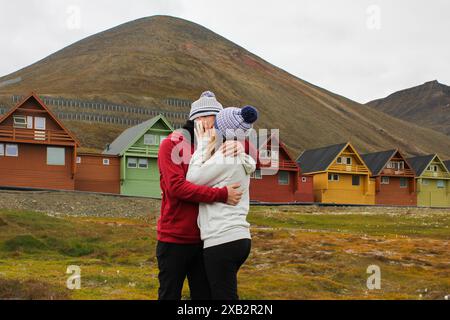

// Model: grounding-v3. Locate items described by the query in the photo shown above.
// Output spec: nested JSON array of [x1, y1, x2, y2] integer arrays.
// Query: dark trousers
[[156, 241, 211, 300], [203, 239, 251, 300]]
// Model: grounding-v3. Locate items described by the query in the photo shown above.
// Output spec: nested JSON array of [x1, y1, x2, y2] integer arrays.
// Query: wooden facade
[[362, 150, 416, 206], [297, 142, 375, 205], [250, 134, 314, 203], [103, 115, 173, 198], [75, 153, 120, 194], [408, 154, 450, 207], [0, 93, 79, 190]]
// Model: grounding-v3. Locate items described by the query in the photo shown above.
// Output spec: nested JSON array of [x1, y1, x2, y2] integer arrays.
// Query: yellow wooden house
[[296, 142, 375, 205]]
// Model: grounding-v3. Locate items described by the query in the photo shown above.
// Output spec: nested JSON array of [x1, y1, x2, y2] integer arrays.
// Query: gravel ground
[[0, 189, 448, 220], [0, 190, 160, 220]]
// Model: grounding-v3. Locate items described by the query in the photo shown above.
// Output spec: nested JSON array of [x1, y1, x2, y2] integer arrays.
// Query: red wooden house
[[250, 134, 314, 203], [361, 149, 416, 206], [0, 93, 80, 190]]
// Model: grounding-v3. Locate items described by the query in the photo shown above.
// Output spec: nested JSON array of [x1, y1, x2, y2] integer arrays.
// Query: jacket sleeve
[[158, 138, 228, 203], [186, 137, 231, 186]]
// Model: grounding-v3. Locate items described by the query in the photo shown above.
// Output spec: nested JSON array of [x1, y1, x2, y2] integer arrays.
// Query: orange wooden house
[[74, 153, 120, 194], [250, 134, 314, 203], [361, 149, 416, 206], [0, 93, 80, 190]]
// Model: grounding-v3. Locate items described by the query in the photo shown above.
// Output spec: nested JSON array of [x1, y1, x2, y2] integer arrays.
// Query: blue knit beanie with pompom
[[214, 105, 259, 138]]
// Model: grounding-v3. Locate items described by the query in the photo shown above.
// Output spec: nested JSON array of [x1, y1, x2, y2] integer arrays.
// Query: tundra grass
[[0, 207, 448, 300]]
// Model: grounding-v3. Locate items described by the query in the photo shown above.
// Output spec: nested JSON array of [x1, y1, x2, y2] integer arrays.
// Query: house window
[[47, 147, 65, 165], [437, 180, 445, 188], [328, 173, 339, 181], [400, 178, 407, 188], [13, 115, 27, 128], [251, 169, 262, 179], [352, 175, 360, 186], [103, 159, 110, 166], [35, 117, 46, 130], [427, 165, 438, 172], [127, 157, 137, 168], [0, 143, 4, 156], [422, 179, 429, 185], [144, 134, 158, 146], [381, 176, 390, 184], [27, 116, 33, 129], [337, 156, 352, 165], [138, 158, 148, 169], [387, 161, 404, 170], [76, 156, 81, 164], [278, 171, 289, 185], [5, 144, 18, 157]]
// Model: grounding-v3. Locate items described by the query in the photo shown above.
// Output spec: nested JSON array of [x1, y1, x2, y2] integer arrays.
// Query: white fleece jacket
[[186, 137, 256, 248]]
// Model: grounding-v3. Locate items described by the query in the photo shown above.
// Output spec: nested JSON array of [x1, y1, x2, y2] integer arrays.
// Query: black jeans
[[203, 239, 251, 300], [156, 241, 211, 300]]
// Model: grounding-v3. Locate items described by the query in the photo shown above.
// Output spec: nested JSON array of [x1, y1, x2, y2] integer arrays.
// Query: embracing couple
[[156, 91, 259, 300]]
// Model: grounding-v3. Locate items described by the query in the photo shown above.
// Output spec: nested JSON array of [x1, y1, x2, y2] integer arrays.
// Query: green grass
[[0, 208, 448, 300], [248, 207, 450, 238]]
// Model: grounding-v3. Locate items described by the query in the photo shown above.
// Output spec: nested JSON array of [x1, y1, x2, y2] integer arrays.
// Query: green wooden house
[[103, 115, 173, 198], [407, 154, 450, 207]]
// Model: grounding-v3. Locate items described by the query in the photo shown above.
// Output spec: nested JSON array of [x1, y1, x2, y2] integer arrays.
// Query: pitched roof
[[0, 92, 80, 146], [406, 154, 435, 176], [103, 114, 173, 155], [361, 149, 397, 176], [444, 160, 450, 171], [296, 142, 348, 174]]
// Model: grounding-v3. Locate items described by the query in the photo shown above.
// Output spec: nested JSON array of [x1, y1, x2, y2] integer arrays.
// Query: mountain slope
[[1, 15, 450, 157], [367, 80, 450, 136]]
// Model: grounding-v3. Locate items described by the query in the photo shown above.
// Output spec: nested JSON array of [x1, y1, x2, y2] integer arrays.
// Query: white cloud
[[1, 0, 449, 103]]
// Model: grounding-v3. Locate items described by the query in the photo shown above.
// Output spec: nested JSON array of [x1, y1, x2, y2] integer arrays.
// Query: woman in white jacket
[[186, 105, 258, 300]]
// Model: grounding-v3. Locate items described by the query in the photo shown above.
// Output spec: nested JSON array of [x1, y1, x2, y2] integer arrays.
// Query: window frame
[[13, 115, 27, 128], [352, 175, 360, 186], [143, 134, 158, 146], [436, 180, 445, 189], [399, 177, 408, 188], [34, 117, 46, 130], [46, 147, 65, 166], [127, 157, 138, 168], [26, 116, 33, 129], [5, 144, 18, 157], [103, 158, 110, 166], [328, 173, 339, 181], [138, 158, 149, 169], [0, 143, 4, 156], [278, 171, 289, 185], [381, 176, 390, 184]]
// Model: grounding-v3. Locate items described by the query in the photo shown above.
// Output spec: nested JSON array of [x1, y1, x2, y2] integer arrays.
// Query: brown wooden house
[[361, 149, 416, 206], [0, 93, 80, 190], [250, 134, 314, 203]]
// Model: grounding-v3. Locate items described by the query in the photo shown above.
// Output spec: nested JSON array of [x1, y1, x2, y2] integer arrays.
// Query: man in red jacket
[[157, 91, 244, 300]]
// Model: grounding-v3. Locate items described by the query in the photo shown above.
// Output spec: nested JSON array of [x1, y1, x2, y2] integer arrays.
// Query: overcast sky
[[1, 0, 449, 103]]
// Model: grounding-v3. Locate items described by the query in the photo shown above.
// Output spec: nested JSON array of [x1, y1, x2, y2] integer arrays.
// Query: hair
[[182, 120, 195, 144]]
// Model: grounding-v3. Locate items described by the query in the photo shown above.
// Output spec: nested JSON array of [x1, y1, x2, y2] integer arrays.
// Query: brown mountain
[[367, 80, 450, 136], [1, 15, 450, 157]]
